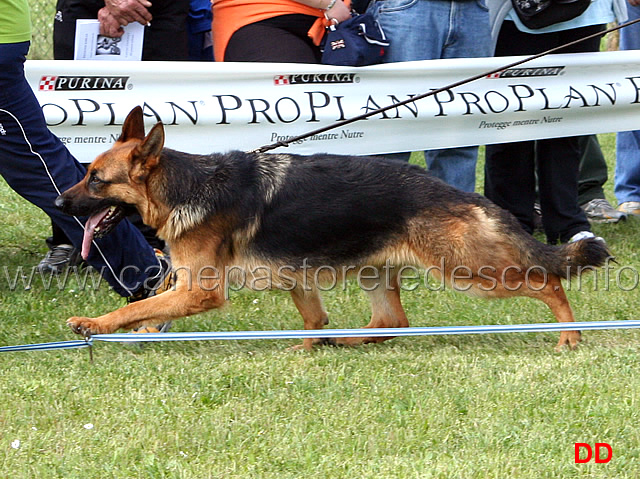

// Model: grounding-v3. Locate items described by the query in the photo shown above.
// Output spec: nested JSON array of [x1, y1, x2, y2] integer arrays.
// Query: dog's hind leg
[[289, 286, 331, 350], [463, 268, 582, 351], [335, 274, 410, 347], [526, 274, 581, 351]]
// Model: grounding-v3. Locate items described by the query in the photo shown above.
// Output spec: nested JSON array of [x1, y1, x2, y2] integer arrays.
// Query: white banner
[[26, 51, 640, 163]]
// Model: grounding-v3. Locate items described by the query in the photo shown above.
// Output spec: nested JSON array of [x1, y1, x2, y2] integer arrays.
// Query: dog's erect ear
[[131, 121, 165, 171], [119, 106, 146, 142]]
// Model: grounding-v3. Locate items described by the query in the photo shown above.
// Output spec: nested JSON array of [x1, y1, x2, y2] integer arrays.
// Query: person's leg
[[577, 135, 625, 223], [367, 0, 441, 168], [370, 0, 489, 191], [577, 135, 607, 205], [49, 0, 100, 272], [369, 0, 450, 62], [37, 221, 83, 274], [615, 129, 640, 213], [536, 137, 591, 243], [540, 25, 605, 241], [423, 0, 490, 192], [0, 42, 159, 297], [557, 22, 608, 209], [485, 141, 537, 234], [425, 147, 478, 192], [620, 3, 640, 52], [484, 21, 541, 234], [143, 0, 190, 60], [615, 3, 640, 215]]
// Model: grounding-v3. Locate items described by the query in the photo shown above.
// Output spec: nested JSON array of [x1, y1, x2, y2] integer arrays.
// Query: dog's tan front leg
[[68, 238, 231, 336], [67, 270, 226, 336]]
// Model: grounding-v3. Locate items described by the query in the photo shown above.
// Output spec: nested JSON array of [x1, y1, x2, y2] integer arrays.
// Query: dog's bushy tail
[[534, 238, 612, 279]]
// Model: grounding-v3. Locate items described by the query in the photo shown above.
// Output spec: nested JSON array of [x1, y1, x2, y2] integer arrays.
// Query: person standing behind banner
[[365, 0, 492, 192], [41, 0, 191, 275], [485, 0, 627, 244], [212, 0, 351, 63], [54, 0, 189, 60], [614, 0, 640, 216]]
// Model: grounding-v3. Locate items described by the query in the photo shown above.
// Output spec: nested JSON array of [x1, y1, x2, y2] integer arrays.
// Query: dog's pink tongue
[[81, 209, 110, 260]]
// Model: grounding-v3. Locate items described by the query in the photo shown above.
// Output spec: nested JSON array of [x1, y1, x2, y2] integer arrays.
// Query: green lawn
[[1, 134, 639, 478]]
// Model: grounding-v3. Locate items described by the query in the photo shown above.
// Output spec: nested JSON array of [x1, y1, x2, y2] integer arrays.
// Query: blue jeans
[[614, 3, 640, 204], [0, 42, 158, 296], [368, 0, 491, 192]]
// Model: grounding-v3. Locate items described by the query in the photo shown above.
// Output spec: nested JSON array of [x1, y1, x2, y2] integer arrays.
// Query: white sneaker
[[617, 201, 640, 216], [569, 231, 605, 244]]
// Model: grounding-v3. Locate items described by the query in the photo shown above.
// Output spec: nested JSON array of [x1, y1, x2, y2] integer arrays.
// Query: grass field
[[1, 133, 640, 478]]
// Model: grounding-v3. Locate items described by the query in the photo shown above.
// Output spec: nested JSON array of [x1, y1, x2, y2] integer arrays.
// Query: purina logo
[[486, 66, 565, 79], [274, 73, 357, 86], [39, 75, 129, 91]]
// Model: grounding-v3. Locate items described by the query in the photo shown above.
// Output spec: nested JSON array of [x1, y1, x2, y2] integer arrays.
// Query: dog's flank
[[56, 106, 611, 351]]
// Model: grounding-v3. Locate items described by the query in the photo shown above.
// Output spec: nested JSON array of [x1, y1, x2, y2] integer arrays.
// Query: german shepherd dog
[[56, 107, 610, 350]]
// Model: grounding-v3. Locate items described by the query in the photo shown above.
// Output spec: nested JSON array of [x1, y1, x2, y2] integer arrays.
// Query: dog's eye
[[88, 173, 105, 187]]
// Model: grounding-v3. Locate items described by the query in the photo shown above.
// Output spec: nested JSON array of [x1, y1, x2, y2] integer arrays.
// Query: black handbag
[[511, 0, 591, 29], [320, 12, 389, 66]]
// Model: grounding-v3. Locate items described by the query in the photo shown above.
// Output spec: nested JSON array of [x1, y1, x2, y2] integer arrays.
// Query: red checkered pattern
[[39, 76, 57, 91], [273, 75, 290, 86], [486, 72, 502, 79]]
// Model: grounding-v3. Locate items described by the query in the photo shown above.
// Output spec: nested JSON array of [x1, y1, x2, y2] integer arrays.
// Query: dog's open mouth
[[81, 206, 126, 259]]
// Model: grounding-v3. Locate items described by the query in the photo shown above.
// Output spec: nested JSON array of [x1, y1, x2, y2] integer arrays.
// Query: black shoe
[[37, 244, 83, 275]]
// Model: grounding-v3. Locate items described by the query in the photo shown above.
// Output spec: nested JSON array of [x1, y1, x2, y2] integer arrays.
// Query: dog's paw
[[287, 337, 338, 351], [67, 317, 111, 337], [555, 331, 582, 352]]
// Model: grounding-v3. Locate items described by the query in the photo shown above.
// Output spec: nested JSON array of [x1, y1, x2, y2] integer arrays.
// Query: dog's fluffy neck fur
[[149, 149, 266, 241]]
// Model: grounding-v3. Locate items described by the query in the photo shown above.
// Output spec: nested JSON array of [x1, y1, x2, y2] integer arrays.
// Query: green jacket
[[0, 0, 31, 44]]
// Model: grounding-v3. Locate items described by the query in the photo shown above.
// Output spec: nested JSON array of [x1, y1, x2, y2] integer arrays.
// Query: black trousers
[[225, 14, 321, 63], [54, 0, 189, 61], [484, 21, 604, 243]]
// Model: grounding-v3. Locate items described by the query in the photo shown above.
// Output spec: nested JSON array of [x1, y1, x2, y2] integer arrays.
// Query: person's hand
[[325, 0, 351, 24], [98, 7, 124, 37], [104, 0, 153, 26], [629, 0, 640, 7]]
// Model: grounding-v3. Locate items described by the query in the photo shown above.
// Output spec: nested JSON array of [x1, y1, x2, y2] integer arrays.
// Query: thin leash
[[251, 18, 640, 154]]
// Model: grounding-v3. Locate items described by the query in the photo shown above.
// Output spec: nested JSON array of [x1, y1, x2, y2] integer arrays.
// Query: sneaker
[[581, 198, 627, 223], [132, 322, 173, 334], [128, 249, 174, 333], [617, 201, 640, 216], [568, 230, 605, 244], [37, 244, 83, 274]]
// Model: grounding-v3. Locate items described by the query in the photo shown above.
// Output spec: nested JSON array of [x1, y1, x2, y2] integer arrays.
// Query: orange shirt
[[212, 0, 329, 61]]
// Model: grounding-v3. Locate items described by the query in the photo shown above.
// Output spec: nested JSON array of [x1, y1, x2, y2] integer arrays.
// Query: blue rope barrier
[[0, 339, 91, 353], [94, 320, 640, 343], [3, 320, 640, 352]]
